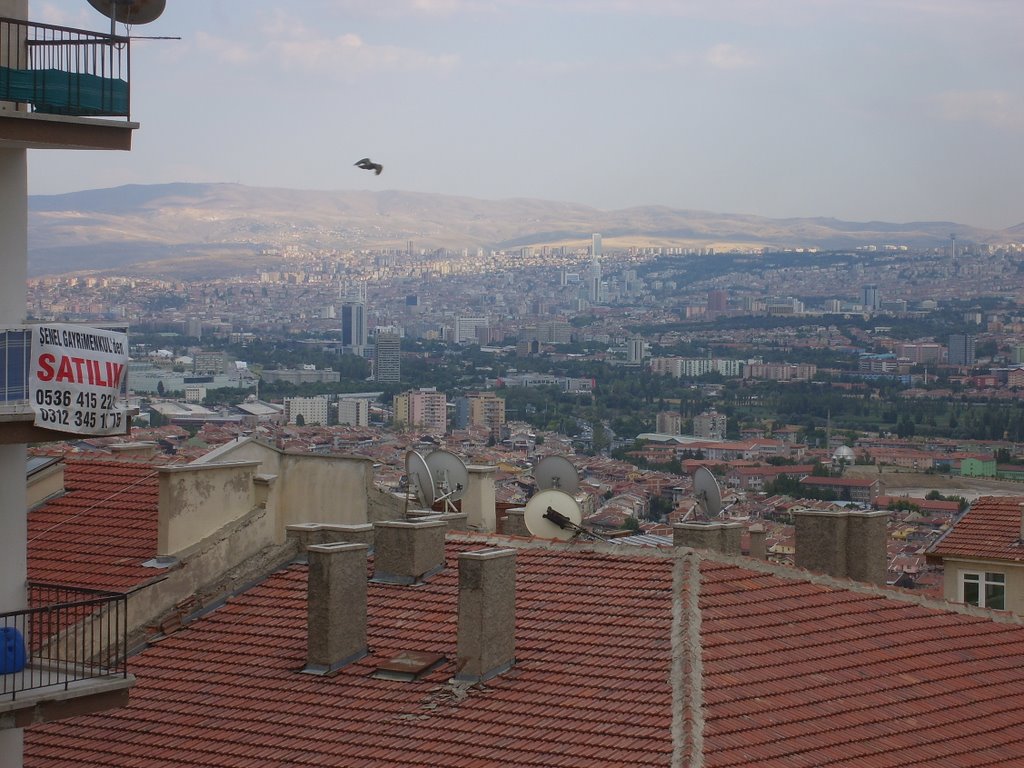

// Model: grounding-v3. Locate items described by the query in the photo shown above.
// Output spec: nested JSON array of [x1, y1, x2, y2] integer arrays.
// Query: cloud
[[268, 32, 460, 77], [704, 43, 756, 71], [196, 31, 257, 66], [933, 90, 1024, 129]]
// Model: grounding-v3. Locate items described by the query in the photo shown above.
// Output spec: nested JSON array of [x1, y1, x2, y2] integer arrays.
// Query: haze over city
[[29, 0, 1024, 230]]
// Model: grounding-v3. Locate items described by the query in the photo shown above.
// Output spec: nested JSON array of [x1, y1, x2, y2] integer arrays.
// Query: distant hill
[[27, 183, 1010, 278]]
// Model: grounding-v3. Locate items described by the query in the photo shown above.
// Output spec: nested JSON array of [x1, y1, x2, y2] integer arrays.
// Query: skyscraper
[[861, 285, 880, 311], [374, 332, 401, 382], [948, 334, 976, 367], [340, 302, 367, 350]]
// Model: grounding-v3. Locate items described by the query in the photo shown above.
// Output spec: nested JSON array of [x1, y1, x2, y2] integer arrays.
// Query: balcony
[[0, 325, 133, 444], [0, 17, 137, 151], [1, 583, 134, 728]]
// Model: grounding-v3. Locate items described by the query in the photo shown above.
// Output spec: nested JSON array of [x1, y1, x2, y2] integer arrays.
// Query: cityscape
[[4, 0, 1024, 766]]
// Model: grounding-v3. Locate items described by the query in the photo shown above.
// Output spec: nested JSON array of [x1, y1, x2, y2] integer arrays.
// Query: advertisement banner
[[29, 324, 129, 436]]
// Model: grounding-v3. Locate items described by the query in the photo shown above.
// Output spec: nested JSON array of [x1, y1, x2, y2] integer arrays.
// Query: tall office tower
[[374, 332, 401, 382], [589, 253, 602, 304], [861, 285, 880, 311], [948, 334, 976, 367], [592, 233, 602, 259], [340, 302, 367, 350], [627, 339, 645, 364]]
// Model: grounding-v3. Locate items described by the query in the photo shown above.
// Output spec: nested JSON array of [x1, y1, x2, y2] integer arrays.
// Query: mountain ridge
[[28, 182, 1011, 278]]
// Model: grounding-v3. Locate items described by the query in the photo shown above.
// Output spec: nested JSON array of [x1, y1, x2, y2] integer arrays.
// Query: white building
[[338, 397, 370, 427], [285, 396, 330, 426]]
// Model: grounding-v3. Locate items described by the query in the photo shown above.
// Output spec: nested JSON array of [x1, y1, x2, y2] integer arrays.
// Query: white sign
[[29, 324, 129, 435]]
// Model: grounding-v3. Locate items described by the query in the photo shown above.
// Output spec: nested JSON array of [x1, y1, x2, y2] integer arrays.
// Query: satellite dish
[[524, 490, 583, 541], [424, 450, 469, 512], [692, 466, 723, 518], [405, 450, 434, 509], [534, 455, 580, 495], [88, 0, 166, 25]]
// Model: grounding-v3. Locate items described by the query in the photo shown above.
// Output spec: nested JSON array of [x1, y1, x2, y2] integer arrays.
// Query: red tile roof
[[28, 458, 161, 591], [25, 538, 1024, 767], [929, 495, 1024, 563]]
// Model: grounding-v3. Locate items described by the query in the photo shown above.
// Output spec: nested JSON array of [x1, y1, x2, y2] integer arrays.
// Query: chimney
[[303, 542, 368, 675], [793, 509, 888, 584], [288, 523, 375, 560], [502, 508, 530, 537], [749, 524, 767, 560], [372, 519, 446, 585], [463, 464, 497, 531], [673, 521, 743, 555], [455, 549, 516, 683]]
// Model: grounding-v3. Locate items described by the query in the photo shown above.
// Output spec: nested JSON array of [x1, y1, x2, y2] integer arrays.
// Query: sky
[[27, 0, 1024, 229]]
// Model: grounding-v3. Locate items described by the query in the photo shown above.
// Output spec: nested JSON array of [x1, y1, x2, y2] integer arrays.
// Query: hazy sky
[[28, 0, 1024, 229]]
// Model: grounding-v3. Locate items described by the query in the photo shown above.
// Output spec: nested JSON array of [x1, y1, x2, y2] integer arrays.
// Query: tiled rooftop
[[24, 538, 1024, 767], [929, 495, 1024, 563], [28, 458, 161, 591]]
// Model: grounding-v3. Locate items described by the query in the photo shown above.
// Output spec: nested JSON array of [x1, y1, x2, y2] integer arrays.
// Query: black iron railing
[[0, 582, 129, 700], [0, 16, 130, 118]]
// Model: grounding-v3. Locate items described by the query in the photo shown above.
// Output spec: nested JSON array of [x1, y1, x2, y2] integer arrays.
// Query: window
[[961, 571, 1005, 610]]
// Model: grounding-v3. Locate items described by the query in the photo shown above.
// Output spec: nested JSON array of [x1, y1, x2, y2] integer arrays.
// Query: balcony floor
[[1, 663, 134, 729]]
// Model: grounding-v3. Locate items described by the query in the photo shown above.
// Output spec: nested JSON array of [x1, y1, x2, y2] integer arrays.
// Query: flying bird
[[354, 157, 383, 176]]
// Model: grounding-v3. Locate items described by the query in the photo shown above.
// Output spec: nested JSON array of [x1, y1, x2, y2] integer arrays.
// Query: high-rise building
[[393, 387, 447, 434], [656, 411, 683, 435], [948, 334, 976, 367], [694, 410, 728, 440], [454, 315, 488, 345], [337, 397, 370, 427], [592, 233, 602, 259], [374, 332, 401, 383], [340, 302, 367, 351], [627, 339, 645, 364], [861, 285, 880, 311], [707, 290, 728, 313]]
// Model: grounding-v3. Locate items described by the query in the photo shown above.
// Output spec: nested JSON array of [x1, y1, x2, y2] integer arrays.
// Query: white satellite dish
[[405, 450, 434, 509], [524, 490, 583, 541], [534, 455, 580, 495], [88, 0, 167, 25], [692, 466, 723, 519], [424, 449, 469, 513]]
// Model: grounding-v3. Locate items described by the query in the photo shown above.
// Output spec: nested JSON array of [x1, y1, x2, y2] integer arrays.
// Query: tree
[[295, 414, 305, 426], [156, 380, 165, 397]]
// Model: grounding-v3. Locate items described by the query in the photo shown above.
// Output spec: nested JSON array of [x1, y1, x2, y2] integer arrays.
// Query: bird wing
[[354, 158, 371, 167]]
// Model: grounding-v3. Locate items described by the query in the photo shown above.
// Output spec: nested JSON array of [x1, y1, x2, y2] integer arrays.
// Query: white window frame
[[960, 570, 1006, 610]]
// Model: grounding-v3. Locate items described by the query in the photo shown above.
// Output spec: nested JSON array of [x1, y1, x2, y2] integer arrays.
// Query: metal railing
[[1, 582, 129, 700], [0, 327, 30, 413], [0, 16, 130, 118]]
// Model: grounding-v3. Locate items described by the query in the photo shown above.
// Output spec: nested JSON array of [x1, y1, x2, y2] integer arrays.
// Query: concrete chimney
[[303, 542, 368, 675], [372, 519, 446, 585], [749, 524, 767, 560], [288, 523, 374, 560], [455, 549, 516, 683], [673, 521, 743, 555], [463, 464, 497, 531], [502, 508, 529, 537], [794, 509, 889, 585]]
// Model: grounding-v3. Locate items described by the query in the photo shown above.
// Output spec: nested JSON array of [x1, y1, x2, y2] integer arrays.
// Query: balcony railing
[[1, 582, 129, 700], [0, 16, 130, 118]]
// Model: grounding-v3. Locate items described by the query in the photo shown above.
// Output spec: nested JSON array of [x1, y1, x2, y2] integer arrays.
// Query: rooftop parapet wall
[[158, 461, 260, 557]]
